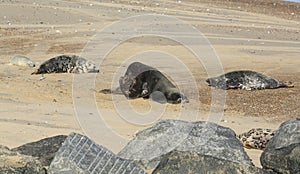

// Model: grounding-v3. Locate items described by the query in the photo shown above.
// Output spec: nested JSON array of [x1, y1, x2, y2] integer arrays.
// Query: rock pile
[[0, 118, 299, 174], [0, 145, 44, 174], [12, 135, 67, 167]]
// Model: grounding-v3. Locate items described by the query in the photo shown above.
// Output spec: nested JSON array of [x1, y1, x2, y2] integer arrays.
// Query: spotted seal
[[9, 55, 35, 67], [101, 62, 188, 104], [238, 128, 276, 150], [206, 70, 294, 90], [31, 55, 98, 74]]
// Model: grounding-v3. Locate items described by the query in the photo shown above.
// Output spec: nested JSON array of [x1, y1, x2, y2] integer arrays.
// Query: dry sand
[[0, 0, 299, 168]]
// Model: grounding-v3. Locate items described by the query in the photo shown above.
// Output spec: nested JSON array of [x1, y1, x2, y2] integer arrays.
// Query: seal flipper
[[141, 82, 149, 97], [150, 91, 167, 104], [227, 85, 237, 90], [278, 81, 294, 88]]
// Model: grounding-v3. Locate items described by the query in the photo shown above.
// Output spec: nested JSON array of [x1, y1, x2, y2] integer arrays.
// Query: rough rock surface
[[261, 118, 300, 174], [12, 135, 67, 167], [153, 150, 275, 174], [0, 145, 45, 174], [48, 132, 146, 174], [118, 119, 252, 170]]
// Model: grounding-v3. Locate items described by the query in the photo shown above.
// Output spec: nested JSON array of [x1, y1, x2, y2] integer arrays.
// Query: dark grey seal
[[206, 70, 294, 90], [100, 62, 188, 104], [31, 55, 98, 74]]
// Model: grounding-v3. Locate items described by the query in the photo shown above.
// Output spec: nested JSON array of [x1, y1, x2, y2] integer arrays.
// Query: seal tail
[[99, 89, 113, 94], [279, 81, 294, 88], [99, 87, 123, 95]]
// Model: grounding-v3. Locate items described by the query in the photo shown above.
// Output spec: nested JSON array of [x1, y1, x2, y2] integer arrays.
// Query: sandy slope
[[0, 0, 299, 168]]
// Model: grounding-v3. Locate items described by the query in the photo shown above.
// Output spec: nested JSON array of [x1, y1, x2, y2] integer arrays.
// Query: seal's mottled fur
[[31, 55, 98, 74], [206, 70, 294, 90], [238, 128, 276, 150]]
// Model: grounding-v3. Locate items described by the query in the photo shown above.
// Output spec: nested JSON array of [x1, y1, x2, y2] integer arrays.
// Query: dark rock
[[48, 132, 146, 174], [153, 151, 275, 174], [261, 118, 300, 174], [118, 119, 252, 170], [0, 145, 45, 174], [12, 135, 67, 167]]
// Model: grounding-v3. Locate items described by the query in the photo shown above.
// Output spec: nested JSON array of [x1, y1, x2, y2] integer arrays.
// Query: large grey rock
[[153, 150, 275, 174], [12, 135, 67, 167], [0, 145, 45, 174], [118, 120, 252, 170], [48, 132, 146, 174], [261, 118, 300, 174]]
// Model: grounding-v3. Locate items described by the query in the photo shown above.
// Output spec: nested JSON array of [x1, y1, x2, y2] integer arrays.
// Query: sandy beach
[[0, 0, 299, 168]]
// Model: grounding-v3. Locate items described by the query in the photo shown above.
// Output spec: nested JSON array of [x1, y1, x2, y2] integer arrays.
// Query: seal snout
[[206, 78, 212, 86], [31, 69, 39, 75]]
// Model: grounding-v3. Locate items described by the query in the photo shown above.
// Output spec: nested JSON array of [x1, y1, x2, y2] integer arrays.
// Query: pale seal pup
[[238, 128, 276, 150], [9, 55, 35, 67], [31, 55, 98, 74], [206, 70, 294, 90], [100, 62, 188, 104]]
